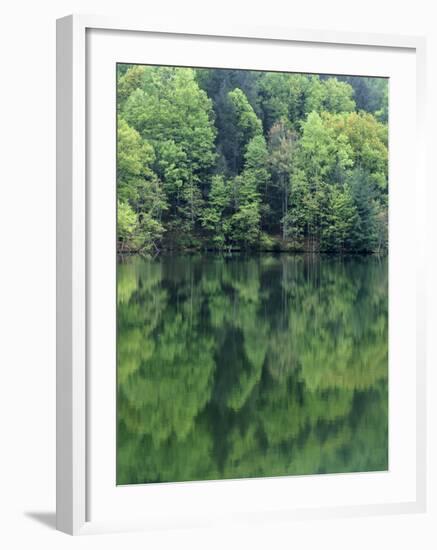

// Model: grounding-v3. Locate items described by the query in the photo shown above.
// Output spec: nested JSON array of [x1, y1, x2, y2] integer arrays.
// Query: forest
[[117, 65, 388, 254]]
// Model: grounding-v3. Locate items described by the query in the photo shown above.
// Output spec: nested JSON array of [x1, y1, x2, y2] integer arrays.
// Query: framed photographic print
[[56, 15, 427, 535]]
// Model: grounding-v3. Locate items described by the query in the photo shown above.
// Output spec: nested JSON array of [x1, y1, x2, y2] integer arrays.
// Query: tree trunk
[[283, 179, 288, 241]]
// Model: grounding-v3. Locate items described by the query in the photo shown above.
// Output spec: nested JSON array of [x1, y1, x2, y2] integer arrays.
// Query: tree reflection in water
[[117, 254, 388, 484]]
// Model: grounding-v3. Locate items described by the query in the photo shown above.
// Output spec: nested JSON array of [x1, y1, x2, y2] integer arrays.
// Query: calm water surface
[[117, 254, 388, 484]]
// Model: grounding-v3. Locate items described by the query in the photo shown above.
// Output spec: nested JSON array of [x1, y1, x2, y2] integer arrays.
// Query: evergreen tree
[[349, 168, 378, 252], [227, 88, 263, 173], [201, 175, 231, 250], [230, 171, 261, 248], [322, 184, 358, 252]]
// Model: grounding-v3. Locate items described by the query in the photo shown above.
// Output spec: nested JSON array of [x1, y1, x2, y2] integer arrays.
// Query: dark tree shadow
[[25, 511, 56, 530]]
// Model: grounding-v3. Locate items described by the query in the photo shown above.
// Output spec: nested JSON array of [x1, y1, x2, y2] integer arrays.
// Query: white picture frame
[[56, 14, 427, 535]]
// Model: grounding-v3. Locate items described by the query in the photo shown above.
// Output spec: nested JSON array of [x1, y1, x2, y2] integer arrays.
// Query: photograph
[[0, 0, 431, 544], [115, 64, 389, 485]]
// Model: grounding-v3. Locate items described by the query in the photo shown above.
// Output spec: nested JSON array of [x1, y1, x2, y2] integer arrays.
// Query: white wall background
[[0, 0, 435, 548]]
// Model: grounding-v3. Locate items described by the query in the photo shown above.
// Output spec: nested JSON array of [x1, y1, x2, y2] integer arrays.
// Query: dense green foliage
[[117, 65, 388, 253], [117, 254, 388, 483]]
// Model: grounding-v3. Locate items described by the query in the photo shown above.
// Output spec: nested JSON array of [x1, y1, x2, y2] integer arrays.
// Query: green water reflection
[[117, 254, 388, 484]]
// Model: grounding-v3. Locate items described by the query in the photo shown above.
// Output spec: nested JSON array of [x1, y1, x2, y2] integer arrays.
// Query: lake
[[117, 254, 388, 484]]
